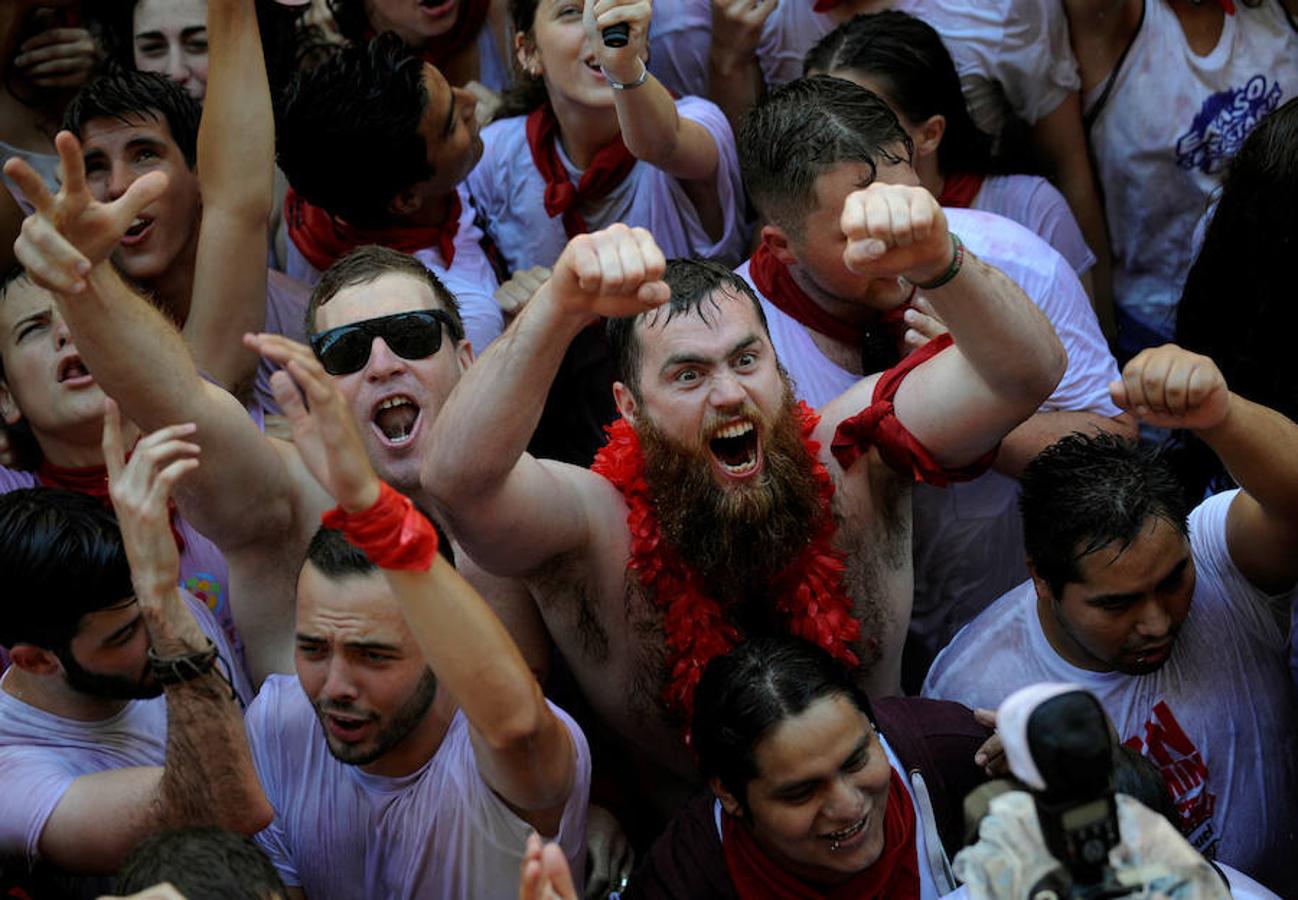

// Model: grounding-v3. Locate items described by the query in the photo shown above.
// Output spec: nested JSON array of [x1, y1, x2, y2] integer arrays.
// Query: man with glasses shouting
[[7, 129, 546, 691]]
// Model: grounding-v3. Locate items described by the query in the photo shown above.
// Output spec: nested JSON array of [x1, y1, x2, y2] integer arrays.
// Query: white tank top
[[1085, 0, 1298, 348]]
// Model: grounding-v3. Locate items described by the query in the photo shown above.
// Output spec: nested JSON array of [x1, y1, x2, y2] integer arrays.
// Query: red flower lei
[[591, 401, 863, 724]]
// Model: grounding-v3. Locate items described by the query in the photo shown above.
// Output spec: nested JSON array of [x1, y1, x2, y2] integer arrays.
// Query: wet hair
[[1112, 745, 1181, 831], [0, 489, 134, 653], [605, 258, 771, 399], [803, 11, 994, 176], [304, 514, 454, 579], [276, 34, 435, 228], [1019, 433, 1192, 600], [116, 827, 287, 900], [738, 75, 913, 240], [304, 245, 464, 340], [63, 70, 201, 168], [693, 637, 874, 809], [1175, 98, 1298, 495]]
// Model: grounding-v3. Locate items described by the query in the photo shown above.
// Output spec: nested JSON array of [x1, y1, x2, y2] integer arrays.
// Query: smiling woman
[[623, 637, 993, 899]]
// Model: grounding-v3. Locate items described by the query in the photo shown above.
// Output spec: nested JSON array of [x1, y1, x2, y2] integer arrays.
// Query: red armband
[[321, 482, 440, 571], [830, 333, 997, 486]]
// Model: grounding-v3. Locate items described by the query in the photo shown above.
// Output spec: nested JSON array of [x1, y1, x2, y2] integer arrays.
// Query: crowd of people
[[0, 0, 1295, 897]]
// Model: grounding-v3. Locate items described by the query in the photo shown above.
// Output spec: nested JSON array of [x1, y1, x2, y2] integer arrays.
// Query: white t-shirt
[[738, 207, 1119, 658], [974, 174, 1095, 278], [0, 140, 59, 215], [254, 268, 312, 415], [284, 184, 505, 356], [467, 95, 749, 271], [647, 0, 713, 98], [0, 592, 250, 894], [759, 0, 1079, 140], [247, 674, 591, 899], [1085, 0, 1298, 351], [923, 491, 1298, 893]]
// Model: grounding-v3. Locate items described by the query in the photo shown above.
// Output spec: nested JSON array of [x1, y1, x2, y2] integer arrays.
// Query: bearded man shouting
[[423, 201, 1065, 819]]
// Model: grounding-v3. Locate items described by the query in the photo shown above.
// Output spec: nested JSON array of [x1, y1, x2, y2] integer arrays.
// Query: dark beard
[[57, 647, 162, 701], [638, 390, 823, 613]]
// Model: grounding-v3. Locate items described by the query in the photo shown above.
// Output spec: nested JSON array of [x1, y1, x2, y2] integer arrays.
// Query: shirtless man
[[422, 206, 1066, 807]]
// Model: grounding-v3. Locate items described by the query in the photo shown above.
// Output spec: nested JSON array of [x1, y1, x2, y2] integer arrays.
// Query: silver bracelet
[[602, 60, 649, 91]]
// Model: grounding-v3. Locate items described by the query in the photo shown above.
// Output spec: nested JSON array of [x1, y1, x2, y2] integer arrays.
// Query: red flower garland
[[591, 402, 863, 724]]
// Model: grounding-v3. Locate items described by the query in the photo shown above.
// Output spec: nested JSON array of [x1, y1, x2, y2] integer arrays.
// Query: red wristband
[[321, 482, 440, 571]]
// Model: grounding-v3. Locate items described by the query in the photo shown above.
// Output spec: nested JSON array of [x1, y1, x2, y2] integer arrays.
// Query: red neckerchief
[[721, 767, 921, 900], [748, 244, 913, 347], [525, 104, 638, 238], [936, 171, 985, 208], [284, 187, 462, 272], [362, 0, 491, 67], [591, 402, 862, 724], [37, 459, 186, 552]]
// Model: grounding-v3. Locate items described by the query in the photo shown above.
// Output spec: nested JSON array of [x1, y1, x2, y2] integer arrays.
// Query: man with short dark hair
[[735, 76, 1132, 681], [0, 408, 266, 897], [241, 327, 588, 898], [62, 0, 308, 410], [924, 344, 1298, 893], [115, 828, 287, 900], [276, 35, 504, 360], [422, 215, 1065, 817]]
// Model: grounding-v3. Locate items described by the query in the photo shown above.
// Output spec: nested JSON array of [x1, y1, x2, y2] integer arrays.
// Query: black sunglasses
[[309, 310, 463, 376]]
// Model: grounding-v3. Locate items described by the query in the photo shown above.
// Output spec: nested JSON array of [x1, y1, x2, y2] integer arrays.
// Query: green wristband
[[911, 233, 965, 291]]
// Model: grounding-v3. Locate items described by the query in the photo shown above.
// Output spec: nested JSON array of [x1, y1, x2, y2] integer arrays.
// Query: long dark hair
[[804, 11, 995, 176], [1175, 98, 1298, 496], [692, 637, 874, 808]]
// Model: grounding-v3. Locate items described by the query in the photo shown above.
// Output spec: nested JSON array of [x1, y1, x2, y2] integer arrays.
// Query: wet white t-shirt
[[923, 491, 1298, 893], [1085, 0, 1298, 352], [248, 674, 592, 899], [468, 95, 749, 270]]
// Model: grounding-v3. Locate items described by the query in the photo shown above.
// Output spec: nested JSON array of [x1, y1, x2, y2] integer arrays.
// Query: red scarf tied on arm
[[525, 103, 638, 238], [362, 0, 491, 67], [38, 459, 187, 552], [721, 767, 921, 899], [284, 188, 462, 273]]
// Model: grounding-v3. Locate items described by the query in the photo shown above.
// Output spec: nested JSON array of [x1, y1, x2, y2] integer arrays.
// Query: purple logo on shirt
[[1175, 75, 1283, 175]]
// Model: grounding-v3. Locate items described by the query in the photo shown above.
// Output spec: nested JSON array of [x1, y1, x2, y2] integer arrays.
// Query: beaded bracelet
[[911, 233, 965, 291]]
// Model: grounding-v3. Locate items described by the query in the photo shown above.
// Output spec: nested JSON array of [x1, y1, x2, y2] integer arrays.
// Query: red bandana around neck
[[284, 187, 462, 273], [37, 459, 187, 552], [525, 104, 638, 238], [590, 402, 863, 724], [721, 767, 921, 900], [748, 244, 913, 348], [936, 171, 985, 209], [363, 0, 491, 67]]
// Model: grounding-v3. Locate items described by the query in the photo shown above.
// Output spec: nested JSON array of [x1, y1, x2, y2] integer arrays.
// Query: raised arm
[[252, 332, 579, 830], [422, 225, 669, 576], [706, 0, 771, 129], [586, 0, 718, 182], [36, 405, 271, 874], [1113, 345, 1298, 594], [1030, 94, 1115, 340], [820, 183, 1066, 468], [182, 0, 274, 395], [7, 132, 299, 553]]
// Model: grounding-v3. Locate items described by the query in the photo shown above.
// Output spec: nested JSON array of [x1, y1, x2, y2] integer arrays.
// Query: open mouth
[[821, 815, 867, 846], [57, 354, 92, 385], [708, 420, 760, 477], [324, 712, 373, 743], [585, 59, 605, 78], [371, 395, 422, 446], [120, 216, 154, 246]]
